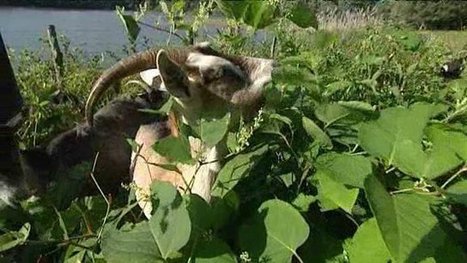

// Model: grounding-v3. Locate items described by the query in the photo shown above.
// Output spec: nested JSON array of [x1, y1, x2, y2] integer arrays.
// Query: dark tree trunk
[[0, 32, 24, 196]]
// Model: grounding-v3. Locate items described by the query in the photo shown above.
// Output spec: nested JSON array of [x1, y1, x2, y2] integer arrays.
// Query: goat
[[1, 90, 167, 208], [84, 43, 274, 217], [440, 57, 465, 79]]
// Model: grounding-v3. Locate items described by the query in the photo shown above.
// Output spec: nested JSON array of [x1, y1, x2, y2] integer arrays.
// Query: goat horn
[[85, 48, 192, 126]]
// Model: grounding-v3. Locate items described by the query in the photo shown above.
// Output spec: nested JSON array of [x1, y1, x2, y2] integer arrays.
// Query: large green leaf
[[316, 152, 372, 188], [239, 200, 309, 263], [149, 182, 191, 260], [102, 183, 191, 262], [152, 135, 193, 164], [0, 223, 30, 252], [200, 112, 231, 147], [315, 170, 359, 213], [359, 103, 458, 179], [347, 218, 391, 263], [364, 175, 447, 262], [212, 145, 268, 197], [102, 222, 163, 263]]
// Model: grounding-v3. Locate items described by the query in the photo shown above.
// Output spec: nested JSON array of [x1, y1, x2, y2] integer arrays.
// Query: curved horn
[[85, 48, 193, 126], [85, 49, 160, 125]]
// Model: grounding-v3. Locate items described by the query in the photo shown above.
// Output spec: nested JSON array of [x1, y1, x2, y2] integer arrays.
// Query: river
[[0, 7, 237, 56]]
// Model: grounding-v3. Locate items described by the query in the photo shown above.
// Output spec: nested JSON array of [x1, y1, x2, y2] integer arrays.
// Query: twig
[[88, 152, 110, 241], [25, 234, 96, 246], [441, 165, 467, 189], [390, 188, 414, 195], [270, 35, 277, 59], [137, 21, 185, 42]]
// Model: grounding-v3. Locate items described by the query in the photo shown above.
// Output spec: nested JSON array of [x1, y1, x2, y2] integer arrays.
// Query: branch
[[137, 21, 185, 42], [441, 164, 467, 189], [88, 152, 111, 241]]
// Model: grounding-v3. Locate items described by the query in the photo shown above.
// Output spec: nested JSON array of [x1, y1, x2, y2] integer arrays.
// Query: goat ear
[[156, 50, 190, 98]]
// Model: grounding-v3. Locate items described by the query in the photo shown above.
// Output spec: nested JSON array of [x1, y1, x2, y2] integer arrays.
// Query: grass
[[421, 30, 467, 52]]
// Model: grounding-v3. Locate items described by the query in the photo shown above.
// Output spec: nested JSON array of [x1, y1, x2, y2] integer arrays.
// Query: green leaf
[[152, 135, 193, 164], [315, 103, 351, 125], [126, 138, 139, 153], [426, 124, 467, 161], [116, 6, 140, 42], [288, 2, 318, 28], [338, 101, 375, 113], [324, 80, 352, 97], [239, 200, 309, 263], [148, 182, 191, 260], [200, 112, 231, 147], [302, 116, 333, 149], [316, 152, 373, 188], [291, 193, 316, 212], [445, 180, 467, 205], [102, 182, 191, 262], [273, 65, 316, 86], [364, 175, 447, 262], [194, 237, 237, 263], [358, 103, 456, 179], [212, 145, 268, 197], [214, 0, 276, 30], [102, 222, 163, 263], [186, 194, 212, 234], [347, 218, 391, 263], [316, 170, 359, 213], [0, 223, 30, 252]]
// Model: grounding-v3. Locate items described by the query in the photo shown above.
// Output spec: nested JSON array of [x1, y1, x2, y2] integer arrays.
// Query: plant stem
[[89, 152, 111, 241], [441, 165, 467, 189]]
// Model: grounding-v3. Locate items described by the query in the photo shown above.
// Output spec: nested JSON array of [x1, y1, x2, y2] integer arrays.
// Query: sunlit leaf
[[365, 175, 447, 262], [347, 218, 391, 263], [316, 152, 373, 188], [152, 135, 193, 164], [0, 223, 30, 252], [149, 182, 191, 260], [200, 112, 231, 147], [316, 170, 359, 213]]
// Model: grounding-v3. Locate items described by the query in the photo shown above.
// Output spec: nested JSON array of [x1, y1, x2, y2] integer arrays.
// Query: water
[[0, 7, 230, 56]]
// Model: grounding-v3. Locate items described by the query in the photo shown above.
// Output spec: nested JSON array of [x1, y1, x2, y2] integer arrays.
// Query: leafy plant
[[1, 3, 467, 262]]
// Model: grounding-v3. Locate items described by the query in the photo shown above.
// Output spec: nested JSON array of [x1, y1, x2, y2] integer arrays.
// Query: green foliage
[[239, 200, 310, 262], [385, 1, 467, 30], [215, 0, 318, 30], [3, 3, 467, 262]]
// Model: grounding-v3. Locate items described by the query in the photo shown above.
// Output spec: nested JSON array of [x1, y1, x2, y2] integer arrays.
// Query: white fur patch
[[186, 52, 245, 79], [0, 181, 18, 207], [139, 69, 167, 91], [442, 64, 449, 72]]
